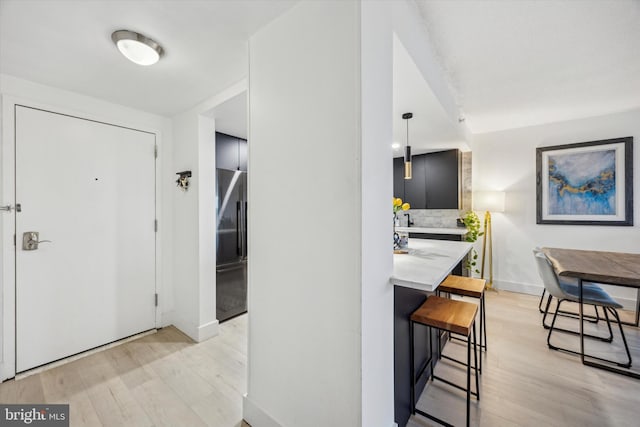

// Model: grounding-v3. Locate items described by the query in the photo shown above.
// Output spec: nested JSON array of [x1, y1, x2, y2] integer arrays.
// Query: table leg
[[579, 278, 585, 364], [635, 288, 640, 327]]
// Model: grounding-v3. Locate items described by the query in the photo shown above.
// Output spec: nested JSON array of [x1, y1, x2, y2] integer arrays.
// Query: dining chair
[[534, 248, 603, 329], [533, 250, 632, 368]]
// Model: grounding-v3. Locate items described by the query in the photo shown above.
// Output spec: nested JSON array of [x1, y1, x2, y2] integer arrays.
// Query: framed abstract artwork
[[536, 137, 633, 225]]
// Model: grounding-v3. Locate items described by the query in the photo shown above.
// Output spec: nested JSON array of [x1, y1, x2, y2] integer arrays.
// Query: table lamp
[[473, 191, 505, 289]]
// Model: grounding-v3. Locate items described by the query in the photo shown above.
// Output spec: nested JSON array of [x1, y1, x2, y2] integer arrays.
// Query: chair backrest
[[532, 250, 567, 299]]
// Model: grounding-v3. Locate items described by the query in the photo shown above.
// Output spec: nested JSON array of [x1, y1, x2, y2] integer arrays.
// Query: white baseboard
[[172, 315, 219, 343], [494, 280, 638, 311], [196, 319, 219, 342], [494, 280, 542, 297], [243, 394, 282, 427]]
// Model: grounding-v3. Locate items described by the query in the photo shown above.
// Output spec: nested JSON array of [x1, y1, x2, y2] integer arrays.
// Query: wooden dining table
[[542, 247, 640, 379]]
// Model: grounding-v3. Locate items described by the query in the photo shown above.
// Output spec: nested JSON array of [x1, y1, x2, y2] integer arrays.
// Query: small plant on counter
[[393, 197, 411, 214], [461, 210, 483, 275], [393, 197, 411, 226]]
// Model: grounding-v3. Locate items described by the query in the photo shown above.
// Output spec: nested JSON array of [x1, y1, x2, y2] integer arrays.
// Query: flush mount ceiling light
[[111, 30, 164, 66]]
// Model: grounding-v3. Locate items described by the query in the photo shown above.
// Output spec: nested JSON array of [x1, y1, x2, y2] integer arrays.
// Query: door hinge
[[14, 234, 16, 246], [154, 145, 158, 159], [154, 219, 158, 232], [155, 293, 158, 307]]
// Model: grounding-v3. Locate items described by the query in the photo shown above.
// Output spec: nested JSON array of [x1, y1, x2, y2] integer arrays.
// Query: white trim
[[493, 279, 543, 297], [196, 319, 219, 342], [0, 94, 163, 381], [494, 280, 638, 311], [613, 296, 636, 312], [171, 315, 219, 343], [1, 95, 17, 381], [242, 394, 283, 427]]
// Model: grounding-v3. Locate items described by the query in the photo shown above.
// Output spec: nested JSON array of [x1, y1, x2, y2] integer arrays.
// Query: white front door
[[15, 106, 156, 372]]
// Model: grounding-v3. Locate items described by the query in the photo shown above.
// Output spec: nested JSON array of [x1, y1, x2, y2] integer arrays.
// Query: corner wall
[[472, 108, 640, 305], [245, 1, 396, 425]]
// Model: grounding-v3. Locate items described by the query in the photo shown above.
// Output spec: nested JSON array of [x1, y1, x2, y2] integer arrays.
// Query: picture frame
[[536, 137, 633, 226]]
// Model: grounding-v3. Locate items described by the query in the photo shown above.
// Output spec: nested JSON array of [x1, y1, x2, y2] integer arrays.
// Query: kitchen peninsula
[[391, 238, 473, 427]]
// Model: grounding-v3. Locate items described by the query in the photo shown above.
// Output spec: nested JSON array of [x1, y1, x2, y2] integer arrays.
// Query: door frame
[[1, 96, 163, 380]]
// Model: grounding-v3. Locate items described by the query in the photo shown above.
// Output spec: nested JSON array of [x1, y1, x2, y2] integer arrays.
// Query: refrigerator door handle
[[236, 201, 241, 256], [239, 202, 245, 258], [243, 201, 248, 258]]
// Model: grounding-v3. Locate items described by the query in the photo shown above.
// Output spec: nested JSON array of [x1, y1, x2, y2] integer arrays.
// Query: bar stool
[[437, 275, 487, 372], [410, 295, 480, 427]]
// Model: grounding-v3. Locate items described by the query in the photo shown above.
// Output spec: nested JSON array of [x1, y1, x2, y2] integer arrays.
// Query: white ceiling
[[416, 0, 640, 133], [4, 0, 632, 144], [0, 0, 297, 117], [393, 35, 468, 155]]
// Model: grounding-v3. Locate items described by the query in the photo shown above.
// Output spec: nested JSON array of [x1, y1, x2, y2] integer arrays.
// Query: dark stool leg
[[466, 326, 471, 427], [409, 320, 415, 414], [473, 321, 479, 401], [482, 293, 487, 352], [478, 308, 483, 374], [430, 327, 435, 381]]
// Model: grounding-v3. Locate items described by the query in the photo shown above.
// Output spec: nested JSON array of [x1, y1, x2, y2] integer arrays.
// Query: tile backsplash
[[399, 209, 462, 228]]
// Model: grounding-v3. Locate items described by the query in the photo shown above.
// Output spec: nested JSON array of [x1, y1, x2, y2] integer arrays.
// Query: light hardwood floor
[[0, 315, 249, 427], [1, 291, 638, 427], [408, 291, 640, 427]]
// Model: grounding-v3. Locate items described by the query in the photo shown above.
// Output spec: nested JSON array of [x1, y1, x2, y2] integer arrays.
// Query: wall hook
[[176, 170, 192, 191]]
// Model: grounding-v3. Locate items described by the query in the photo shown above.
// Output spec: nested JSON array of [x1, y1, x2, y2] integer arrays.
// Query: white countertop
[[390, 239, 473, 292], [395, 226, 467, 235]]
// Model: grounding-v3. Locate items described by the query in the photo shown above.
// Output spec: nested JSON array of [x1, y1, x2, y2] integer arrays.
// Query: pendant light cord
[[406, 118, 409, 148]]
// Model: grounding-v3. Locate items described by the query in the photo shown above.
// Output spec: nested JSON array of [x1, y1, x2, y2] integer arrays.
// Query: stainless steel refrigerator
[[216, 168, 247, 322]]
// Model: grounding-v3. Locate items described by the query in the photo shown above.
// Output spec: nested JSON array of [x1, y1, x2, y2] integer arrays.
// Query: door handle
[[22, 231, 52, 251], [1, 204, 20, 212]]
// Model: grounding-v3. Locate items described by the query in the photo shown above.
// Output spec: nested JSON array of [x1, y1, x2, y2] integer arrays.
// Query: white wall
[[245, 1, 373, 425], [360, 2, 395, 426], [170, 80, 246, 341], [472, 108, 640, 305], [0, 74, 173, 380]]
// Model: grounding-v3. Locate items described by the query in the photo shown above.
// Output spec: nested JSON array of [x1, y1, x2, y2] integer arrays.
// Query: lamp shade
[[474, 191, 505, 212]]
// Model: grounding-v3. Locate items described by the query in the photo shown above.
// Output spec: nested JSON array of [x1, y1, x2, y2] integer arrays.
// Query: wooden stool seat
[[438, 275, 486, 298], [411, 295, 478, 336]]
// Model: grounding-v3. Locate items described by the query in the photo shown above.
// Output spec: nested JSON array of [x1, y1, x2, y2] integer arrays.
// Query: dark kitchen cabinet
[[393, 149, 459, 209], [403, 155, 427, 209], [393, 157, 405, 200], [424, 150, 459, 209], [216, 132, 247, 171]]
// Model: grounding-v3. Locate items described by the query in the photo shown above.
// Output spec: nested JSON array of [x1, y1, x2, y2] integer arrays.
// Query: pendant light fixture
[[402, 112, 413, 180], [111, 30, 164, 66]]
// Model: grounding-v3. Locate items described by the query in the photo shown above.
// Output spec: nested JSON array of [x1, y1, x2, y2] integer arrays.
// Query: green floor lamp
[[474, 191, 505, 290]]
